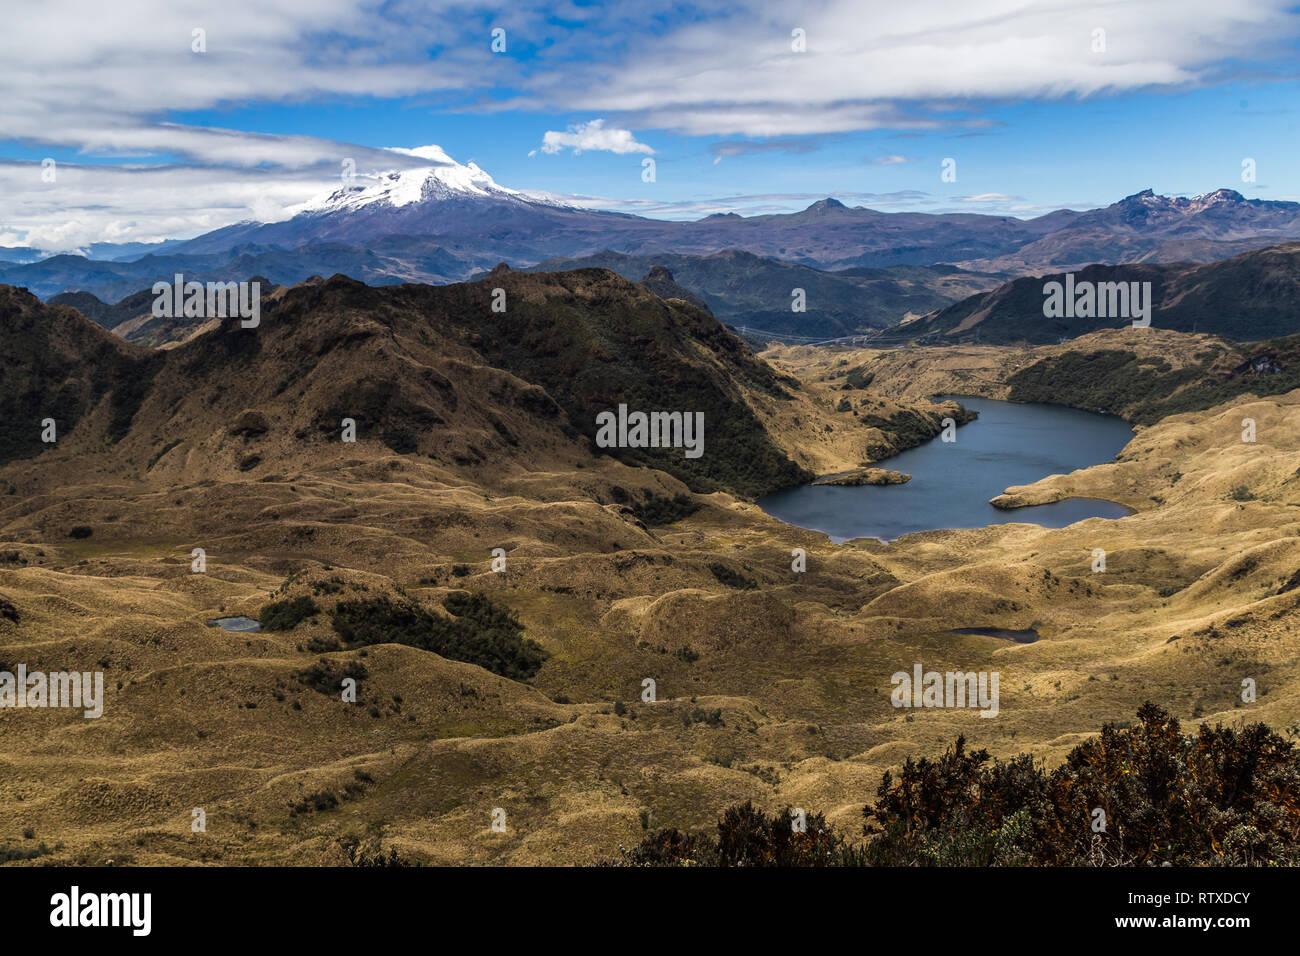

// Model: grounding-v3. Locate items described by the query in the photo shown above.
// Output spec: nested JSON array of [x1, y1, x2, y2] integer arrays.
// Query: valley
[[1, 269, 1296, 865]]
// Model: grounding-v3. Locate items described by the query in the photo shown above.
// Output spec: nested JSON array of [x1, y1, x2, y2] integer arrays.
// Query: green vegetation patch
[[259, 595, 321, 631], [629, 493, 699, 526], [329, 592, 548, 681], [708, 562, 758, 590], [1008, 337, 1300, 425]]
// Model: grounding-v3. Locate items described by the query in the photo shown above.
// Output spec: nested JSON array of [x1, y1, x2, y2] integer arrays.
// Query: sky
[[2, 0, 1299, 253]]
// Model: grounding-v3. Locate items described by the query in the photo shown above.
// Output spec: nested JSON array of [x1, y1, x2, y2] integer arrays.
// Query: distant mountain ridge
[[897, 241, 1300, 344], [6, 145, 1300, 326], [966, 188, 1300, 273], [525, 249, 1005, 339]]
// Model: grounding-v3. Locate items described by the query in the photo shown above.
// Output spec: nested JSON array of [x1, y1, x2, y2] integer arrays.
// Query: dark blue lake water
[[757, 396, 1134, 542]]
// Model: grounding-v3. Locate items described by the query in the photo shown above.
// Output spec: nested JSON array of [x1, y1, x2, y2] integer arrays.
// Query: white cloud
[[0, 145, 454, 253], [518, 0, 1298, 136], [0, 0, 1295, 247], [961, 193, 1021, 203], [538, 119, 654, 155]]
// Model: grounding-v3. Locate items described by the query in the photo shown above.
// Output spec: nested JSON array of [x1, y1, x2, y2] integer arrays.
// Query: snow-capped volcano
[[169, 144, 584, 256], [295, 145, 542, 215]]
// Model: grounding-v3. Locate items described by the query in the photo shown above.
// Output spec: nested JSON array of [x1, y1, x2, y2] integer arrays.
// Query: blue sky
[[2, 0, 1299, 251]]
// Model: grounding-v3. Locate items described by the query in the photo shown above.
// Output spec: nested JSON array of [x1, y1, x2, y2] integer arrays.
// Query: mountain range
[[5, 149, 1300, 353], [5, 149, 1300, 336]]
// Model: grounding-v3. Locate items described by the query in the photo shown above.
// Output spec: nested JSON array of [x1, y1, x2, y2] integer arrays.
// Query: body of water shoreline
[[757, 396, 1135, 542]]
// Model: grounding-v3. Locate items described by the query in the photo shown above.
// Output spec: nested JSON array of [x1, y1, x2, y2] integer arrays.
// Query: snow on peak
[[1116, 188, 1250, 213], [295, 146, 531, 214], [1190, 188, 1246, 207]]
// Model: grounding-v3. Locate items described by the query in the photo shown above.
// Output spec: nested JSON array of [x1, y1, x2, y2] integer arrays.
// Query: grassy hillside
[[1006, 333, 1300, 424], [3, 293, 1299, 866], [0, 286, 160, 466]]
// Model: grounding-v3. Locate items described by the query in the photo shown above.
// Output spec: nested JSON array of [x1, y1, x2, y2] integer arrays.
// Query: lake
[[207, 616, 262, 632], [757, 396, 1134, 542]]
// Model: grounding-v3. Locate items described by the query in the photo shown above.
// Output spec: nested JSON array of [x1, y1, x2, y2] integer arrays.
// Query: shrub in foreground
[[609, 704, 1300, 866]]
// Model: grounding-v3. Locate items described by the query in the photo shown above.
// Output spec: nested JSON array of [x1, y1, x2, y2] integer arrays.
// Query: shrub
[[863, 702, 1300, 866], [682, 706, 724, 728], [290, 790, 338, 815], [339, 837, 418, 867], [708, 562, 757, 590], [260, 596, 320, 631], [628, 493, 699, 526], [294, 658, 369, 695], [0, 842, 52, 862], [329, 593, 548, 681], [843, 365, 874, 389], [68, 525, 93, 539], [608, 705, 1300, 866], [610, 802, 862, 867]]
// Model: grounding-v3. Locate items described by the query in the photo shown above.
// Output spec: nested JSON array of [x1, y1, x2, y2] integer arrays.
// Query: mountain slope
[[0, 269, 814, 498], [899, 241, 1300, 345], [526, 249, 1006, 338], [0, 286, 159, 466], [48, 287, 157, 329]]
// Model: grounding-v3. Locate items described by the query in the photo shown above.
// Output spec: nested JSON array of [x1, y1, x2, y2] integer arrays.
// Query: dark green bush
[[340, 837, 419, 867], [294, 658, 369, 695], [628, 493, 699, 526], [611, 802, 862, 867], [709, 562, 757, 590], [329, 592, 548, 681], [0, 842, 52, 862], [864, 702, 1300, 866], [609, 705, 1300, 866], [260, 595, 320, 631]]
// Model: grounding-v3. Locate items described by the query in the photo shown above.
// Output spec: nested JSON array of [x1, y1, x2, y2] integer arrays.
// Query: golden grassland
[[1, 329, 1297, 865]]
